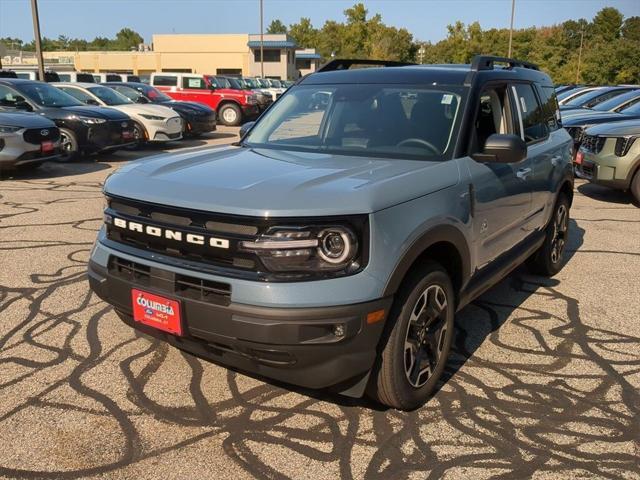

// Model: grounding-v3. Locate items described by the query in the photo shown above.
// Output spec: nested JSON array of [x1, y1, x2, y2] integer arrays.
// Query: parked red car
[[150, 73, 259, 126]]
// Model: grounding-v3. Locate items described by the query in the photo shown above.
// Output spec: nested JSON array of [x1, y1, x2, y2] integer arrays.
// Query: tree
[[113, 28, 143, 50], [288, 18, 318, 49], [591, 7, 624, 41], [266, 20, 287, 34], [622, 16, 640, 42]]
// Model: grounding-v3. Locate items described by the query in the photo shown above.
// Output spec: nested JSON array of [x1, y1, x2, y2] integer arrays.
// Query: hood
[[585, 119, 640, 137], [562, 111, 640, 127], [61, 105, 130, 120], [105, 146, 460, 217], [0, 111, 56, 128], [113, 103, 178, 118], [160, 101, 214, 115]]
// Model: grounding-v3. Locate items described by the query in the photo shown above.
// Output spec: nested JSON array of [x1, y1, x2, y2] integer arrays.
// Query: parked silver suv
[[0, 112, 61, 171]]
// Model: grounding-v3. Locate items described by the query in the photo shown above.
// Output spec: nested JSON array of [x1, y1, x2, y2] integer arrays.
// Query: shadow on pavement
[[0, 159, 110, 180], [577, 182, 634, 205]]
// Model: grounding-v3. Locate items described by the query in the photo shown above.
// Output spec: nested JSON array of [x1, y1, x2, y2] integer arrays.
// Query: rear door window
[[537, 85, 560, 131], [512, 83, 549, 143], [183, 77, 207, 89]]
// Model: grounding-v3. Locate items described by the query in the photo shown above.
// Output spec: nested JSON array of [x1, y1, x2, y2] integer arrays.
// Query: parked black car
[[0, 79, 135, 161], [561, 89, 640, 116], [103, 82, 217, 137]]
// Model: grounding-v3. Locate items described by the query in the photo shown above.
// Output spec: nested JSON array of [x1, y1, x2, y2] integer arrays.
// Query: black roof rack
[[0, 70, 18, 79], [471, 55, 539, 71], [318, 58, 415, 73]]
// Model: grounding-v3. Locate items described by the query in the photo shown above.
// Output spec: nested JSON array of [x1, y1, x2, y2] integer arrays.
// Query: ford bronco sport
[[89, 56, 574, 410]]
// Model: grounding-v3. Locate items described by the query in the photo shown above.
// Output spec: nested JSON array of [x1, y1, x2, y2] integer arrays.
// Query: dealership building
[[1, 33, 322, 80]]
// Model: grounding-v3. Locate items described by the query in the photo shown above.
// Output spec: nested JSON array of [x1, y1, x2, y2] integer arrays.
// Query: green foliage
[[419, 7, 640, 84], [266, 20, 287, 34], [284, 3, 416, 61], [0, 28, 143, 52]]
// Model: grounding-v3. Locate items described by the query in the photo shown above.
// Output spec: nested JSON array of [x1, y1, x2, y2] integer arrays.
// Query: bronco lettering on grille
[[112, 217, 230, 249]]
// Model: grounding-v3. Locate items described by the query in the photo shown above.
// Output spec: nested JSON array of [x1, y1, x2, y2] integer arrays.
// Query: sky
[[0, 0, 639, 44]]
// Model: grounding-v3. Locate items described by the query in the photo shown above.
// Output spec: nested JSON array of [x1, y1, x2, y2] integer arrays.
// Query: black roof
[[0, 78, 39, 85], [300, 56, 552, 87]]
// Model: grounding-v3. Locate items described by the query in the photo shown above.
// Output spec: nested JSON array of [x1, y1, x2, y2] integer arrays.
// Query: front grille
[[105, 196, 266, 278], [108, 255, 231, 306], [23, 127, 60, 145], [581, 135, 606, 154], [580, 162, 596, 178], [566, 127, 584, 143]]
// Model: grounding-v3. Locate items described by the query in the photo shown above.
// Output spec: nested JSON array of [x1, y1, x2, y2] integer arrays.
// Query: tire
[[526, 194, 570, 276], [630, 170, 640, 207], [129, 122, 145, 149], [219, 103, 242, 126], [57, 128, 79, 162], [369, 261, 455, 410]]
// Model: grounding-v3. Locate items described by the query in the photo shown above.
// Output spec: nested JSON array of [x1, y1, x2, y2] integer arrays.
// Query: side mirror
[[472, 134, 527, 164], [14, 97, 32, 111], [136, 96, 150, 104], [85, 99, 100, 106], [239, 121, 255, 138]]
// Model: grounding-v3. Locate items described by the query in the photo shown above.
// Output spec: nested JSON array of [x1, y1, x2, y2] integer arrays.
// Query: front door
[[464, 84, 534, 269]]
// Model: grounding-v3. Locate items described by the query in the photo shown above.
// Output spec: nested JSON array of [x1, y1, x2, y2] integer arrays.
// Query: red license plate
[[575, 150, 584, 165], [131, 289, 182, 335], [41, 140, 54, 153], [122, 130, 134, 140]]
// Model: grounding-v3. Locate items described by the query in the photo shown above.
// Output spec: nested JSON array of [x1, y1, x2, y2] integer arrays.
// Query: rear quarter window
[[537, 85, 561, 132], [513, 83, 549, 143], [153, 75, 178, 87]]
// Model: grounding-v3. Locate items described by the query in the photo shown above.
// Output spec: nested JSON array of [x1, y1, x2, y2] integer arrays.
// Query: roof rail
[[317, 58, 415, 73], [471, 55, 539, 71]]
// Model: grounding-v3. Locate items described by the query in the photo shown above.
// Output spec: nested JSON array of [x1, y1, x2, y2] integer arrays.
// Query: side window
[[513, 83, 548, 143], [0, 85, 22, 107], [537, 85, 560, 132], [153, 75, 178, 87], [471, 85, 512, 154], [57, 74, 71, 82], [59, 87, 93, 103], [182, 77, 206, 89]]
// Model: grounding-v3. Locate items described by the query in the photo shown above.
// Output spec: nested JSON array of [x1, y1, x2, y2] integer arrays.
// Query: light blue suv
[[89, 56, 574, 410]]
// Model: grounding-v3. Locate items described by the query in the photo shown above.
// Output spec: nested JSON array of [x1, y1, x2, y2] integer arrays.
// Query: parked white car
[[53, 83, 182, 143]]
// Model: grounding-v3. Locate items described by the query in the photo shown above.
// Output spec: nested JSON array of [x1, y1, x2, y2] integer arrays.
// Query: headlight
[[0, 125, 21, 133], [76, 116, 106, 124], [614, 136, 637, 157], [140, 114, 166, 121], [240, 224, 364, 276]]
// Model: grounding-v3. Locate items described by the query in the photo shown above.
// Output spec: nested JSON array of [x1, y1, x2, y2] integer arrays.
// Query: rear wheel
[[57, 128, 79, 162], [369, 261, 455, 410], [527, 194, 570, 276], [129, 122, 145, 149], [219, 103, 242, 126]]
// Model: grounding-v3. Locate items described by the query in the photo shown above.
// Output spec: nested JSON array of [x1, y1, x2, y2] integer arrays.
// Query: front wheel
[[630, 170, 640, 207], [218, 103, 242, 126], [527, 194, 571, 276], [369, 261, 455, 410], [57, 128, 79, 162]]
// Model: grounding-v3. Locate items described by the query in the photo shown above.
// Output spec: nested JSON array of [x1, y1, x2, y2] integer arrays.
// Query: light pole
[[507, 0, 515, 57], [30, 0, 45, 81], [259, 0, 264, 78], [576, 28, 584, 83]]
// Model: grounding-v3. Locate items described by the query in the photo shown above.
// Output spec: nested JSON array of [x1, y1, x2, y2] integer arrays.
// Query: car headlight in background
[[140, 114, 166, 121], [614, 136, 637, 157], [240, 224, 363, 276], [76, 116, 106, 125], [0, 125, 23, 133]]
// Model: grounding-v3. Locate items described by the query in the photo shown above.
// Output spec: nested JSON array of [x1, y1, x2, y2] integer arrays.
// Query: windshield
[[141, 85, 173, 102], [620, 101, 640, 116], [244, 84, 463, 160], [15, 82, 83, 108], [256, 78, 269, 88], [270, 79, 282, 88], [243, 78, 259, 88], [88, 86, 133, 106], [225, 77, 244, 90], [557, 87, 590, 102], [565, 88, 630, 108], [594, 90, 640, 111]]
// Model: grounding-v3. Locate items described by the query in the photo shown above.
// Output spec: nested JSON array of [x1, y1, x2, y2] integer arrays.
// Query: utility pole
[[259, 0, 264, 78], [30, 0, 45, 81], [576, 28, 584, 83], [507, 0, 516, 57]]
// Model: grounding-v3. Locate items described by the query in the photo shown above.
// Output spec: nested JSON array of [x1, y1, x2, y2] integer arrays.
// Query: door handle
[[551, 155, 562, 166], [516, 167, 532, 180]]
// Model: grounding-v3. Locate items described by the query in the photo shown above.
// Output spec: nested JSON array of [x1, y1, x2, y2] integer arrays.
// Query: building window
[[216, 68, 242, 76], [254, 49, 281, 63], [296, 59, 312, 70]]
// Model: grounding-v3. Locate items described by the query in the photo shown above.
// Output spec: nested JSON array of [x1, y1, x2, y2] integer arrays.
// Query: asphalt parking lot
[[0, 127, 638, 479]]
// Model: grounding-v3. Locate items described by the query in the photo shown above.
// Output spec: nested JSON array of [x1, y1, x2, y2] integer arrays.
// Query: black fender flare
[[382, 224, 471, 298]]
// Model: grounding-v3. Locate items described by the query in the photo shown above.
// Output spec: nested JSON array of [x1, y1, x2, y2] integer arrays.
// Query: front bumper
[[88, 253, 392, 392], [241, 104, 260, 119], [0, 133, 61, 168], [147, 117, 183, 142], [81, 120, 135, 152], [576, 149, 632, 190], [185, 114, 217, 135]]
